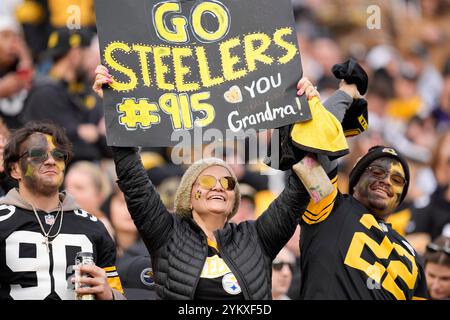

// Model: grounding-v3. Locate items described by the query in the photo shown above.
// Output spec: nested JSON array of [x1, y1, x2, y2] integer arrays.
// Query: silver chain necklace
[[30, 201, 64, 253]]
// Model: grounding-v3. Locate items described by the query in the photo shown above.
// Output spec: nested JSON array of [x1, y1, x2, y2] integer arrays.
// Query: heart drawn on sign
[[223, 85, 243, 104]]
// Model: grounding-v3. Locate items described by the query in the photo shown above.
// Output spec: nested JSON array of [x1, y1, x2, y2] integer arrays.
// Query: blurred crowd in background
[[0, 0, 449, 300]]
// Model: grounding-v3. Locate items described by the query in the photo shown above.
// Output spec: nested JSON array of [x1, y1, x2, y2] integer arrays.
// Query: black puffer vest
[[112, 147, 308, 299]]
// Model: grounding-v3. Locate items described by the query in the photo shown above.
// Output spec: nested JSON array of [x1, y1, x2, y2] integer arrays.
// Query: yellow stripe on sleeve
[[107, 277, 124, 294], [301, 176, 338, 225], [103, 266, 124, 294], [104, 266, 116, 272]]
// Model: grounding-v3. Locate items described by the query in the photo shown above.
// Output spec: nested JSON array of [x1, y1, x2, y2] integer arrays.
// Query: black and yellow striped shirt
[[299, 173, 428, 300]]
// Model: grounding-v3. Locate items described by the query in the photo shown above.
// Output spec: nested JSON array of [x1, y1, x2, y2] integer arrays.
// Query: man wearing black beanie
[[299, 145, 428, 300]]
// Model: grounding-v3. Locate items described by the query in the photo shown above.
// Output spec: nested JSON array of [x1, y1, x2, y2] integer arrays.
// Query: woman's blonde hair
[[67, 161, 111, 199]]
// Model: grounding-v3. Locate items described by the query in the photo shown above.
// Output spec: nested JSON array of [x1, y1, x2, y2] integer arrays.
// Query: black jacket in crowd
[[21, 75, 110, 162], [408, 185, 450, 240], [112, 147, 309, 300]]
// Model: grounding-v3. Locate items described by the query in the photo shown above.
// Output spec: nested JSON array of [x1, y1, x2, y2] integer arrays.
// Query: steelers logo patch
[[222, 273, 241, 295], [140, 268, 154, 287], [382, 148, 397, 156]]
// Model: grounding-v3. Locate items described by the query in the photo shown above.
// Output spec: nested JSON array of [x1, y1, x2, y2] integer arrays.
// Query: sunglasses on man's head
[[272, 261, 295, 272], [19, 148, 68, 163], [365, 165, 406, 187], [197, 175, 236, 191], [426, 242, 450, 256]]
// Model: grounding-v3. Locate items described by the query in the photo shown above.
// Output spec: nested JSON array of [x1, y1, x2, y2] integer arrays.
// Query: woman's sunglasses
[[197, 175, 236, 191], [19, 148, 68, 163], [272, 261, 295, 272]]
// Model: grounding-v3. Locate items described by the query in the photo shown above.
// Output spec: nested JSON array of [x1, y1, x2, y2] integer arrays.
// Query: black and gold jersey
[[0, 204, 123, 300], [299, 174, 428, 300], [194, 240, 244, 300]]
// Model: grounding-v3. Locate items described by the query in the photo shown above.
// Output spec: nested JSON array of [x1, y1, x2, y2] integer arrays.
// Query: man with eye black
[[0, 120, 124, 300], [299, 145, 429, 300]]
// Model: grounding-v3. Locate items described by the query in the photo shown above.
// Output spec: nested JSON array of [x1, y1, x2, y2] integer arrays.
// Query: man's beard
[[367, 194, 398, 219], [23, 172, 62, 197]]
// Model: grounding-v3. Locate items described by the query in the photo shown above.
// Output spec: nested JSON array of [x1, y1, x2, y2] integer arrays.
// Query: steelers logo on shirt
[[222, 273, 242, 295]]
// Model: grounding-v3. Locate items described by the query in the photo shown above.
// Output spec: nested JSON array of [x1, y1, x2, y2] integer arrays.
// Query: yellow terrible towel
[[291, 97, 349, 159]]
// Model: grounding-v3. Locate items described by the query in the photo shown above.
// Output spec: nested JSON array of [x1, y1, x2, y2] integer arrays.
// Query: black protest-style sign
[[95, 0, 311, 147]]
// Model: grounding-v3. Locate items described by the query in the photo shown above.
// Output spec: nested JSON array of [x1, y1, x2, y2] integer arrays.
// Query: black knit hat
[[332, 58, 369, 95], [349, 146, 410, 204], [331, 59, 369, 137], [41, 28, 94, 62]]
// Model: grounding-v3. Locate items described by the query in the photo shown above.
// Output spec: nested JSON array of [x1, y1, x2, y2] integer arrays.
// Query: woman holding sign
[[94, 65, 357, 300]]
